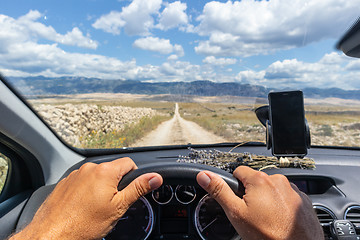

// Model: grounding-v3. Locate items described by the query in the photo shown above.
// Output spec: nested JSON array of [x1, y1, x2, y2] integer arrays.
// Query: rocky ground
[[33, 104, 158, 147], [310, 122, 360, 146], [225, 123, 265, 142], [0, 157, 8, 193]]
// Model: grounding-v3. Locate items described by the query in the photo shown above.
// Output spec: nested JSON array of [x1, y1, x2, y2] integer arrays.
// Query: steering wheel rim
[[118, 162, 245, 196]]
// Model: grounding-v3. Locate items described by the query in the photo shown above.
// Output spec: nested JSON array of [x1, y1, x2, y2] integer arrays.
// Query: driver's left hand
[[10, 157, 163, 240]]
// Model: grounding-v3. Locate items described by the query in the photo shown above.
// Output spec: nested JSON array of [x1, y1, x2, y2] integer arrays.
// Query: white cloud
[[167, 54, 179, 61], [59, 27, 98, 49], [319, 52, 346, 65], [236, 52, 360, 89], [2, 11, 360, 90], [173, 44, 184, 57], [93, 0, 192, 35], [0, 12, 195, 81], [160, 61, 202, 81], [203, 56, 237, 66], [133, 37, 184, 57], [158, 60, 241, 83], [346, 59, 360, 71], [195, 33, 281, 57], [195, 0, 359, 56], [92, 11, 125, 35], [0, 11, 159, 80], [157, 1, 189, 30], [2, 27, 359, 90], [133, 37, 173, 54], [92, 0, 162, 36], [236, 70, 266, 84], [0, 10, 98, 49], [0, 40, 148, 79], [121, 0, 162, 35], [0, 11, 195, 81]]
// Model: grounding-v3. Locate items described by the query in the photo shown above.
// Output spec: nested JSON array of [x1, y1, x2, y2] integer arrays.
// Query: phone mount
[[255, 105, 311, 154]]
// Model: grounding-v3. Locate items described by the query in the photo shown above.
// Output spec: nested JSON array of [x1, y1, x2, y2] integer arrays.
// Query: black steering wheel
[[118, 162, 245, 196], [16, 162, 245, 232]]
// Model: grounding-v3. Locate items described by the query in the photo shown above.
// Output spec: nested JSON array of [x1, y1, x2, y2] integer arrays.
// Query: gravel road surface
[[132, 103, 225, 147]]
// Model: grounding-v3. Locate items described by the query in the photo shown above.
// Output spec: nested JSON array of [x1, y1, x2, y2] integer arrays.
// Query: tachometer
[[104, 196, 153, 240], [195, 194, 240, 240]]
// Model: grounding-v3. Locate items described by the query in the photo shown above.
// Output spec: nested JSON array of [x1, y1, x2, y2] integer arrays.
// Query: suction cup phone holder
[[255, 105, 311, 152]]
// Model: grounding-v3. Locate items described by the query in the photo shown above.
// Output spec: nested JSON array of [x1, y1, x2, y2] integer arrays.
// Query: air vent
[[314, 205, 337, 240], [344, 206, 360, 233], [313, 205, 337, 226]]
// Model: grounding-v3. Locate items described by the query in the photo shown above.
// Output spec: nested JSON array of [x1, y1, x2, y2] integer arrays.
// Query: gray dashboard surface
[[17, 145, 360, 232], [69, 145, 360, 216]]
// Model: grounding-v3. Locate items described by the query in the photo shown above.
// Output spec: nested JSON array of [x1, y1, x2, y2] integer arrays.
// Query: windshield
[[1, 0, 360, 149]]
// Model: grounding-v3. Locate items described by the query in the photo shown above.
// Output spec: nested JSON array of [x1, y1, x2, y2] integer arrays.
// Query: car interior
[[1, 2, 360, 240], [1, 73, 360, 240]]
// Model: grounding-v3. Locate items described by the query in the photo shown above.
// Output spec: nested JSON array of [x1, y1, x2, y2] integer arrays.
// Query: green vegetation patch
[[314, 124, 334, 137], [80, 115, 170, 148]]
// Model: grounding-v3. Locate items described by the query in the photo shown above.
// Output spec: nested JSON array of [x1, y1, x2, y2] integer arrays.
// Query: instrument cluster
[[104, 184, 239, 240]]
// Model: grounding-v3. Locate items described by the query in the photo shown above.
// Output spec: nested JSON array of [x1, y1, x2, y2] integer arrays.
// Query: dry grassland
[[1, 95, 360, 190], [28, 94, 360, 148], [179, 101, 360, 147]]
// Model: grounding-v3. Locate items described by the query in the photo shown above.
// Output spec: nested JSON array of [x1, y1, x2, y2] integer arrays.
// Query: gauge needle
[[118, 216, 129, 221], [184, 191, 194, 197], [202, 218, 218, 231]]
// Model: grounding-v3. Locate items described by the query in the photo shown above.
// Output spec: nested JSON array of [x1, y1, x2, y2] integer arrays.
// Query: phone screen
[[268, 91, 307, 156]]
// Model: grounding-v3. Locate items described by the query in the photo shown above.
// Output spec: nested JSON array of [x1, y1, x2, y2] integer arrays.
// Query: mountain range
[[7, 76, 360, 100]]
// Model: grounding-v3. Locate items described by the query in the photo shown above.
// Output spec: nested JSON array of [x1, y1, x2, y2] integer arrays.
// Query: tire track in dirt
[[131, 103, 226, 147]]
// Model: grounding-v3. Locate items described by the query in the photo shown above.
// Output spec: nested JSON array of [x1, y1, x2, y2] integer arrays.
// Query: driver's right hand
[[196, 166, 324, 240]]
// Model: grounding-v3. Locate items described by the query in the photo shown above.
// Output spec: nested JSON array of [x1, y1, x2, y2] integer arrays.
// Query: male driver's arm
[[197, 166, 324, 240], [9, 157, 163, 240]]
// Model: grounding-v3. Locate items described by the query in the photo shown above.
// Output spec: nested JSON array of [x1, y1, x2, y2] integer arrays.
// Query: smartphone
[[268, 90, 307, 157]]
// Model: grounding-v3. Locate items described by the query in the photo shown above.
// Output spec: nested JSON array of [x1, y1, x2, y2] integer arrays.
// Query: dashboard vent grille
[[344, 206, 360, 233], [314, 205, 336, 240], [313, 205, 336, 226]]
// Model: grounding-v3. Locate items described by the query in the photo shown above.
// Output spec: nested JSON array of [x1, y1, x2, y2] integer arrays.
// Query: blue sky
[[1, 0, 360, 89]]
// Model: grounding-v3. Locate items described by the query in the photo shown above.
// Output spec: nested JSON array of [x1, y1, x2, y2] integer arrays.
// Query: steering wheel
[[16, 162, 245, 232], [118, 162, 245, 195]]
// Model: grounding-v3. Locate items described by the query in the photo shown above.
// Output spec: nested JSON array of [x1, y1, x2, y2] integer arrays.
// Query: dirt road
[[132, 103, 225, 147]]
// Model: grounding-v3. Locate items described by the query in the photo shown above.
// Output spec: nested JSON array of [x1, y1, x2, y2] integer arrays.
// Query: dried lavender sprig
[[177, 148, 315, 173]]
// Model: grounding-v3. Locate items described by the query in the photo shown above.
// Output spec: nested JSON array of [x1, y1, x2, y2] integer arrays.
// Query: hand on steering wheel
[[197, 167, 323, 240], [10, 158, 324, 240]]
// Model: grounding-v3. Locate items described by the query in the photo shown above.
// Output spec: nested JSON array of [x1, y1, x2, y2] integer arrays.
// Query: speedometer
[[104, 196, 153, 240], [195, 194, 240, 240]]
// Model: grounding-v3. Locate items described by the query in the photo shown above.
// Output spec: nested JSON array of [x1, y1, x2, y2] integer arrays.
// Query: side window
[[0, 153, 9, 194]]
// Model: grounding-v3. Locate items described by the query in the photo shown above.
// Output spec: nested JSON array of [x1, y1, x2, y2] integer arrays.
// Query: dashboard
[[15, 145, 360, 240]]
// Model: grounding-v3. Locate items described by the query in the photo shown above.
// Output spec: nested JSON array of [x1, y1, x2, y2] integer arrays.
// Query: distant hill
[[6, 76, 360, 100]]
